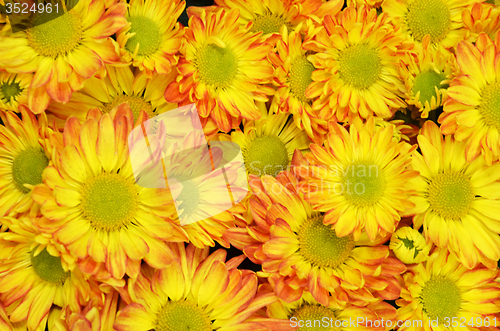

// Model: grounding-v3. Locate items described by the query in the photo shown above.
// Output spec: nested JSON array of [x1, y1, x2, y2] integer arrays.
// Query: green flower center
[[479, 82, 500, 131], [412, 70, 448, 105], [0, 78, 23, 104], [195, 43, 238, 90], [342, 162, 385, 207], [420, 276, 461, 321], [291, 304, 340, 331], [405, 0, 451, 44], [156, 300, 212, 331], [12, 146, 49, 193], [250, 13, 292, 35], [297, 216, 354, 269], [102, 94, 155, 121], [27, 11, 83, 58], [125, 16, 162, 56], [338, 43, 382, 90], [31, 248, 69, 284], [80, 173, 138, 232], [244, 135, 289, 177], [175, 177, 200, 218], [288, 56, 315, 103], [427, 171, 474, 220]]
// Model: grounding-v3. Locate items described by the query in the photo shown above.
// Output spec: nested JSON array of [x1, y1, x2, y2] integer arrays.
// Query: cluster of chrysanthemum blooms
[[0, 0, 500, 329]]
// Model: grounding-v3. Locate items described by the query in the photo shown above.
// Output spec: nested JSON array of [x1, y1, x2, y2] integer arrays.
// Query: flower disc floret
[[156, 300, 212, 331], [244, 135, 289, 177], [195, 43, 238, 89], [338, 43, 382, 90], [427, 172, 474, 220], [420, 276, 461, 320], [405, 0, 451, 43], [31, 248, 69, 284], [80, 173, 138, 232], [12, 146, 49, 194], [298, 217, 354, 269], [125, 16, 162, 56]]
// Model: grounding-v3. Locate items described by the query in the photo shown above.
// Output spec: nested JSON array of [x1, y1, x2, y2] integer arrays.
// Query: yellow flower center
[[479, 82, 500, 131], [125, 16, 162, 56], [250, 13, 291, 35], [338, 43, 382, 90], [156, 300, 212, 331], [31, 248, 69, 284], [405, 0, 451, 44], [342, 162, 385, 207], [420, 276, 461, 321], [291, 304, 340, 331], [288, 55, 315, 103], [174, 176, 200, 217], [26, 11, 83, 58], [12, 146, 49, 193], [80, 173, 138, 232], [412, 70, 448, 105], [195, 43, 238, 90], [0, 78, 23, 104], [298, 216, 354, 269], [102, 94, 155, 121], [244, 135, 289, 177], [427, 171, 474, 220]]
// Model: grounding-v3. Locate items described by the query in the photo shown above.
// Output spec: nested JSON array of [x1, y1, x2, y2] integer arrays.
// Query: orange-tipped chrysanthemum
[[304, 6, 406, 122], [225, 101, 311, 178], [0, 216, 94, 331], [405, 121, 500, 270], [116, 0, 185, 75], [0, 0, 127, 113], [164, 8, 274, 132], [269, 26, 329, 144], [114, 243, 277, 331], [46, 65, 178, 129], [300, 117, 418, 241], [32, 108, 187, 280], [262, 288, 397, 331], [0, 107, 54, 217], [441, 32, 500, 164], [382, 0, 473, 51], [400, 35, 455, 118], [396, 248, 500, 331], [463, 2, 500, 43], [226, 169, 406, 306]]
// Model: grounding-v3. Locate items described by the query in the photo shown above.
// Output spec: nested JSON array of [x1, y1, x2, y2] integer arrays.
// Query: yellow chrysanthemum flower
[[304, 6, 406, 122], [0, 71, 32, 112], [32, 108, 187, 280], [0, 216, 94, 331], [261, 288, 397, 331], [116, 0, 184, 75], [0, 108, 53, 217], [269, 26, 329, 144], [405, 121, 500, 270], [382, 0, 473, 51], [47, 66, 178, 129], [164, 8, 274, 132], [300, 117, 418, 241], [400, 35, 455, 118], [237, 170, 406, 306], [463, 2, 500, 43], [224, 101, 311, 178], [390, 226, 431, 264], [396, 249, 500, 331], [0, 0, 127, 114], [441, 32, 500, 164], [114, 243, 277, 331]]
